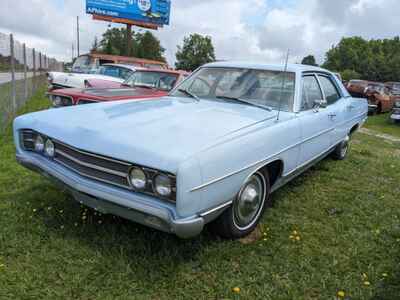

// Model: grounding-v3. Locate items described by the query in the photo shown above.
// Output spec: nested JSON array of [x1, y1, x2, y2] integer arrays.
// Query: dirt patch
[[359, 128, 400, 143]]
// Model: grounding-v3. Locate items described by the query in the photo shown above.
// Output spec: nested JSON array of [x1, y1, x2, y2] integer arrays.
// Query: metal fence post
[[32, 48, 36, 90], [23, 43, 28, 99], [10, 34, 16, 114], [39, 52, 42, 75]]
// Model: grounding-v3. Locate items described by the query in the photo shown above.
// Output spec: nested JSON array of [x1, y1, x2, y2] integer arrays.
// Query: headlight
[[395, 101, 400, 108], [154, 174, 172, 197], [44, 139, 55, 157], [34, 135, 45, 152], [129, 167, 147, 190]]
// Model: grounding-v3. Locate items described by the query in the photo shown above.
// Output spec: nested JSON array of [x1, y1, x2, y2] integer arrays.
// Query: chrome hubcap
[[233, 173, 265, 230]]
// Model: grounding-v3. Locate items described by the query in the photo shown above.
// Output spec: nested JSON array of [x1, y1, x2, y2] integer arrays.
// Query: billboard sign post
[[86, 0, 171, 28]]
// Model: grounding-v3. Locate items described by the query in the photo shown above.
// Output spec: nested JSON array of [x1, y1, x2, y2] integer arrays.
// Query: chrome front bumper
[[16, 152, 205, 238], [368, 104, 378, 113]]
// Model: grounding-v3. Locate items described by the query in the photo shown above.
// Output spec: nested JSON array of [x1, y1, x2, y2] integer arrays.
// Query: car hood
[[52, 72, 124, 86], [14, 97, 276, 172]]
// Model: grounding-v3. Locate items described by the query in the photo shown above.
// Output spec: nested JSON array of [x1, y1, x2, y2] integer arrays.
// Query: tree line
[[93, 28, 215, 71], [95, 28, 400, 82], [302, 36, 400, 82]]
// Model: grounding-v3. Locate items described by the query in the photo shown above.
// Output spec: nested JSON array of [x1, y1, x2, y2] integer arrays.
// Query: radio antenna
[[276, 49, 290, 122]]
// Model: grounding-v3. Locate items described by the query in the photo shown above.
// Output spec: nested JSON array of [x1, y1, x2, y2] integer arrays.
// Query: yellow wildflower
[[295, 236, 301, 241], [337, 290, 345, 298], [364, 281, 371, 286], [382, 273, 388, 278], [232, 287, 241, 293]]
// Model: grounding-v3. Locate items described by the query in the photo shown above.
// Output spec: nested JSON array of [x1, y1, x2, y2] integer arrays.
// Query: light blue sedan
[[14, 62, 368, 239]]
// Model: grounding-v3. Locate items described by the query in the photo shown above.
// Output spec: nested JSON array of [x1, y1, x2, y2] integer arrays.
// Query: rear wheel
[[211, 171, 270, 239], [332, 135, 350, 160]]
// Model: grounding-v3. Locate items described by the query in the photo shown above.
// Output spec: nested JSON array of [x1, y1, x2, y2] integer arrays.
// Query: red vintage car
[[47, 69, 189, 107]]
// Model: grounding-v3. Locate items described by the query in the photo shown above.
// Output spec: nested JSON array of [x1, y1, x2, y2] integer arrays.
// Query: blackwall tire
[[332, 135, 350, 160]]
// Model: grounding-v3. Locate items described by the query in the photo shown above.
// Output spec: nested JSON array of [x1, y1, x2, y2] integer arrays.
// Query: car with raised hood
[[47, 69, 189, 107], [390, 100, 400, 123], [365, 83, 399, 114], [47, 63, 137, 91], [14, 62, 368, 239]]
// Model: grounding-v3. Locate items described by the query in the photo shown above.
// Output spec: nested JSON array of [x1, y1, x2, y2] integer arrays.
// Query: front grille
[[53, 140, 132, 189], [19, 129, 177, 202]]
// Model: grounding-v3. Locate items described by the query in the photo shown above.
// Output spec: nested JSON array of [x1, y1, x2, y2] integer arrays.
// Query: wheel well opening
[[261, 160, 283, 187], [350, 124, 359, 135]]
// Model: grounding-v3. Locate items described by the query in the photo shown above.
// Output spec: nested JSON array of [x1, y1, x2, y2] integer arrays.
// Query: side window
[[301, 75, 323, 111], [318, 75, 340, 105]]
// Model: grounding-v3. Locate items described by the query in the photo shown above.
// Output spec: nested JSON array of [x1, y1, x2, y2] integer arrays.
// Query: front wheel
[[211, 171, 270, 239], [332, 135, 350, 160]]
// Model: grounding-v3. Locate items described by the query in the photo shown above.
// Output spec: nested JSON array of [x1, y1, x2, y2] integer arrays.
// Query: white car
[[47, 64, 137, 90]]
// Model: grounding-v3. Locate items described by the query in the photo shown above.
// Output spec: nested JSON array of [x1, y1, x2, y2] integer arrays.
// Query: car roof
[[101, 63, 137, 71], [202, 61, 331, 74], [136, 68, 189, 75]]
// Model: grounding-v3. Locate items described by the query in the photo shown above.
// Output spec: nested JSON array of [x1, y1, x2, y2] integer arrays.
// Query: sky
[[0, 0, 399, 66]]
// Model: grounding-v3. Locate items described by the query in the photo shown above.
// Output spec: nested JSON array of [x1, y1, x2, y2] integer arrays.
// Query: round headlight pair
[[34, 135, 55, 157], [128, 167, 172, 197]]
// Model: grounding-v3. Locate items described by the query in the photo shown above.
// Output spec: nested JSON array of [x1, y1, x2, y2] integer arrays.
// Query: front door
[[297, 74, 335, 165]]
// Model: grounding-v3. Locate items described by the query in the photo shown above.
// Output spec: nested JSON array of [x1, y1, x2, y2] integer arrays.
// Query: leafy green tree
[[175, 34, 216, 71], [340, 69, 361, 81], [322, 36, 400, 82], [301, 55, 318, 66], [134, 31, 166, 62], [98, 28, 165, 61], [91, 36, 99, 52]]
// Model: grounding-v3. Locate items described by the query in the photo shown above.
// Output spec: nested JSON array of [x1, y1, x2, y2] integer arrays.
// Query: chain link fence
[[0, 32, 64, 132]]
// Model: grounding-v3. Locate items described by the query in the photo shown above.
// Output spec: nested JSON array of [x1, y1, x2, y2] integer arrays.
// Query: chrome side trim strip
[[55, 149, 127, 178], [190, 111, 367, 192], [190, 127, 334, 192], [200, 201, 233, 217], [54, 140, 132, 166]]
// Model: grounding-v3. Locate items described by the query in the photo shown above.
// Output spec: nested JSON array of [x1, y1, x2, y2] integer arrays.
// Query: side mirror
[[314, 99, 327, 111]]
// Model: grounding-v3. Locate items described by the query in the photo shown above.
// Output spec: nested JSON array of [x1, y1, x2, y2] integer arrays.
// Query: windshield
[[170, 67, 296, 111], [124, 71, 179, 91], [96, 66, 134, 80]]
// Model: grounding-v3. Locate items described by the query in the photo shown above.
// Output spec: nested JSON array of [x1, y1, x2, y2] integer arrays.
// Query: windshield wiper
[[178, 89, 200, 102], [216, 95, 272, 111]]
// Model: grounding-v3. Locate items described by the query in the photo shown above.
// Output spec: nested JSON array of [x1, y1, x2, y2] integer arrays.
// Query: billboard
[[86, 0, 171, 26]]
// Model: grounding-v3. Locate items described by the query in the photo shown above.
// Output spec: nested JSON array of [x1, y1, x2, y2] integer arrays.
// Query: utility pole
[[77, 16, 80, 57], [126, 24, 132, 56]]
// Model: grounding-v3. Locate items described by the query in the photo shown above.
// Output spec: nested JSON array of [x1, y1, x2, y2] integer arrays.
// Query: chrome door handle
[[328, 113, 337, 119]]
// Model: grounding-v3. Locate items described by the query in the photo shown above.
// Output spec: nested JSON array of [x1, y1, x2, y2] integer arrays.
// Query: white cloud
[[0, 0, 399, 66]]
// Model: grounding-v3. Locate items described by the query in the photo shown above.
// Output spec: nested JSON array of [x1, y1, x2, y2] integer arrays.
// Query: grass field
[[365, 113, 400, 138], [1, 91, 400, 299]]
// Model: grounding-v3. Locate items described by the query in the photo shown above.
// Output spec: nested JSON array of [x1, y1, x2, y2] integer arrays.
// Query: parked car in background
[[47, 64, 137, 91], [365, 83, 398, 114], [385, 82, 400, 94], [346, 79, 369, 97], [47, 69, 188, 107], [390, 100, 400, 123], [14, 62, 368, 239], [72, 53, 168, 73]]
